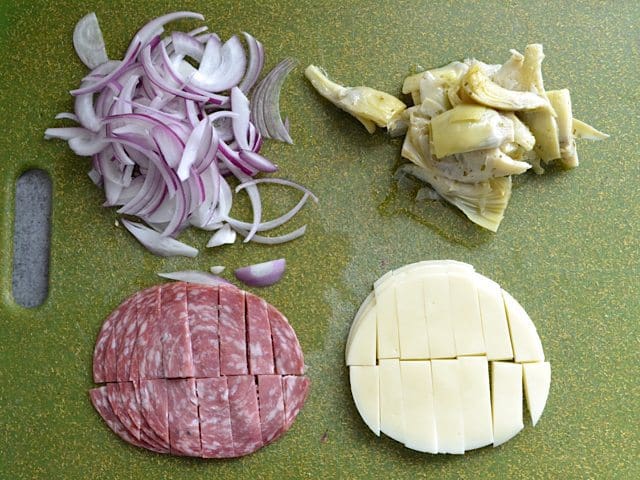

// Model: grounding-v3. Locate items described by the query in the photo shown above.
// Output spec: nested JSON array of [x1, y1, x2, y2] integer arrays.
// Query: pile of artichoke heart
[[306, 44, 607, 231]]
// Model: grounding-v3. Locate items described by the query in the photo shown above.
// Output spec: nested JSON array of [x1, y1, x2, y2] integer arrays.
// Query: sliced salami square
[[137, 287, 164, 380], [187, 284, 220, 378], [283, 375, 310, 430], [268, 305, 304, 375], [167, 378, 202, 456], [137, 378, 170, 447], [117, 292, 142, 381], [246, 293, 275, 375], [257, 375, 286, 445], [219, 284, 248, 375], [129, 286, 159, 382], [228, 375, 263, 456], [106, 382, 140, 441], [196, 377, 235, 458], [104, 295, 137, 383], [92, 306, 116, 383], [161, 283, 195, 379]]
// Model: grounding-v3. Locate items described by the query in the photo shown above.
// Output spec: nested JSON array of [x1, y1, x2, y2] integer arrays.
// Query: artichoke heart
[[430, 105, 514, 158], [305, 65, 406, 133], [462, 64, 551, 111], [572, 118, 609, 141], [547, 89, 578, 167]]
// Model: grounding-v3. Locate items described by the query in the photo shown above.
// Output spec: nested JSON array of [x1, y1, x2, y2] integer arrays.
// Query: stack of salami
[[90, 282, 309, 457]]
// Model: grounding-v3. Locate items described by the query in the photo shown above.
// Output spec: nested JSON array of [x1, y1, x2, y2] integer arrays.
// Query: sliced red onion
[[206, 223, 236, 247], [190, 35, 246, 92], [236, 177, 319, 203], [210, 265, 225, 274], [158, 270, 230, 285], [225, 192, 310, 232], [238, 33, 264, 93], [233, 225, 307, 244], [239, 150, 277, 173], [73, 12, 109, 69], [250, 57, 297, 144], [55, 112, 80, 122], [121, 218, 198, 257], [234, 258, 286, 287]]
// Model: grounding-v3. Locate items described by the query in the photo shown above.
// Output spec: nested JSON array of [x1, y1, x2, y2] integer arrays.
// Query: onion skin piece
[[234, 258, 286, 287], [73, 12, 109, 69], [158, 270, 230, 286]]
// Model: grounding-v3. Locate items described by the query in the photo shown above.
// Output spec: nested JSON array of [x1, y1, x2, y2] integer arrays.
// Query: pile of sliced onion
[[45, 11, 315, 259]]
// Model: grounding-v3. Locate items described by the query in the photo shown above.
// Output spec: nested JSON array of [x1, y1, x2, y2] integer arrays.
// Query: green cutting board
[[1, 1, 638, 478]]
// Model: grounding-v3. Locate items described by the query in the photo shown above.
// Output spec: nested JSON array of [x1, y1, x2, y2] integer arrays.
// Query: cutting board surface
[[1, 1, 638, 478]]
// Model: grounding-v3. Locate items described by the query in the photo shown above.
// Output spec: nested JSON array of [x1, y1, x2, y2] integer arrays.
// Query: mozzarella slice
[[491, 361, 524, 447], [431, 359, 465, 454], [475, 273, 514, 360], [379, 359, 404, 442], [502, 290, 545, 363], [400, 361, 438, 453], [375, 272, 400, 359], [346, 293, 377, 366], [458, 356, 493, 450], [423, 273, 457, 359], [523, 362, 551, 426], [448, 270, 485, 356], [350, 366, 380, 435], [396, 277, 430, 359]]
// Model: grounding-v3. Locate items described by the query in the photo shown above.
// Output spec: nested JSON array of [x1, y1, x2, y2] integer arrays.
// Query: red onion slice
[[234, 258, 286, 287], [158, 270, 230, 286], [210, 265, 225, 274], [121, 219, 198, 257], [73, 12, 109, 69], [190, 35, 246, 92], [206, 223, 236, 247], [238, 33, 264, 93], [233, 225, 307, 244]]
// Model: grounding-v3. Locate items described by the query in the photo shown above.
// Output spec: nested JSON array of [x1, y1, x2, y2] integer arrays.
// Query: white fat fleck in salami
[[228, 375, 263, 456], [161, 283, 195, 379], [137, 378, 170, 447], [283, 375, 310, 430], [218, 284, 248, 376], [268, 305, 305, 375], [167, 378, 202, 456], [90, 386, 165, 452], [257, 375, 286, 445], [187, 284, 220, 378], [137, 287, 164, 379], [246, 293, 275, 375], [196, 377, 235, 458]]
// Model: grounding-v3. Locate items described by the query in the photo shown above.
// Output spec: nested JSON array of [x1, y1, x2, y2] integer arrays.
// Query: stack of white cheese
[[346, 260, 551, 454]]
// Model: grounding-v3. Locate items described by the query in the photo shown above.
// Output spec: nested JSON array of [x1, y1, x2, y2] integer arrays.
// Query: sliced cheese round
[[346, 260, 550, 454]]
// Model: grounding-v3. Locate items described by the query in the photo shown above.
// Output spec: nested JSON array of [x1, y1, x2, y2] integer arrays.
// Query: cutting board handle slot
[[11, 169, 52, 308]]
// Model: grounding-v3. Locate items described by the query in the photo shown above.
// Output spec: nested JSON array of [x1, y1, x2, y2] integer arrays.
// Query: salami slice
[[161, 283, 195, 379], [196, 377, 235, 458], [137, 287, 163, 379], [219, 284, 248, 375], [268, 305, 305, 375], [92, 282, 309, 458], [187, 284, 220, 378], [228, 375, 263, 456], [246, 293, 275, 375], [137, 378, 170, 447], [167, 378, 202, 456], [257, 375, 286, 445], [283, 375, 310, 430]]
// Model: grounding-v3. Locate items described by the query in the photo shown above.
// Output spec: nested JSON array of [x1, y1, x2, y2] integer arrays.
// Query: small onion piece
[[206, 223, 236, 247], [158, 270, 229, 285], [73, 12, 109, 69], [234, 258, 286, 287], [210, 265, 225, 274], [121, 218, 198, 257]]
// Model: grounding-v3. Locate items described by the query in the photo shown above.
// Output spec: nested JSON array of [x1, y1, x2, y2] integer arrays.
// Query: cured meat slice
[[196, 377, 235, 458], [137, 287, 164, 379], [161, 283, 195, 379], [283, 375, 310, 430], [257, 375, 286, 444], [137, 378, 170, 447], [117, 292, 142, 381], [219, 284, 248, 375], [129, 286, 159, 382], [92, 306, 115, 383], [268, 305, 304, 375], [106, 382, 140, 441], [167, 378, 202, 456], [187, 284, 220, 378], [103, 295, 137, 383], [228, 375, 263, 456], [246, 293, 275, 375], [90, 386, 160, 451]]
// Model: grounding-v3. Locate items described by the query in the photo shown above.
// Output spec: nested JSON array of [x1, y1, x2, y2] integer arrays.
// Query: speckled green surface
[[1, 1, 639, 478]]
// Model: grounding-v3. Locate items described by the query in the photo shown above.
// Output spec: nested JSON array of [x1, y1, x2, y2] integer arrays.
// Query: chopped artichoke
[[518, 110, 561, 162], [547, 89, 578, 167], [492, 50, 525, 90], [403, 61, 468, 106], [573, 118, 609, 140], [435, 148, 530, 183], [305, 65, 406, 133], [504, 113, 536, 151], [462, 64, 551, 111], [430, 105, 514, 158]]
